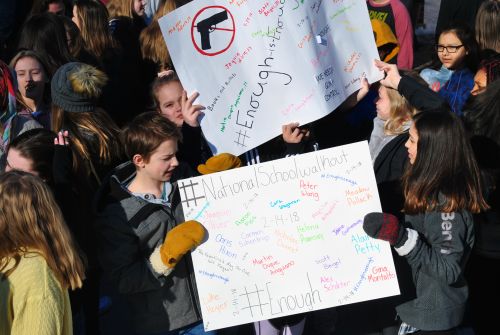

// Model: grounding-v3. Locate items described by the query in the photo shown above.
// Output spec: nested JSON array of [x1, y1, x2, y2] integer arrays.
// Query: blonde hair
[[383, 71, 427, 135], [383, 87, 417, 136], [139, 0, 176, 72], [0, 171, 85, 290], [107, 0, 134, 18]]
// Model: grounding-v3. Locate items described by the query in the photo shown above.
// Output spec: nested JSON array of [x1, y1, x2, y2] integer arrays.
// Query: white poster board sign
[[178, 142, 399, 331], [160, 0, 383, 156]]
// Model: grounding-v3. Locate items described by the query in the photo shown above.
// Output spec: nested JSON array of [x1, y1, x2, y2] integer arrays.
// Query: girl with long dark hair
[[364, 110, 487, 334], [17, 13, 73, 76]]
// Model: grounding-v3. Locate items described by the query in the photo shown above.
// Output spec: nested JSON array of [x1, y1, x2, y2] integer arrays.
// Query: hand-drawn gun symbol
[[196, 10, 228, 50]]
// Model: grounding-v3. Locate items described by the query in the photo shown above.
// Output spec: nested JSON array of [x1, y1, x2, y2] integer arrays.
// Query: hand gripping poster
[[160, 0, 383, 156], [177, 142, 399, 331]]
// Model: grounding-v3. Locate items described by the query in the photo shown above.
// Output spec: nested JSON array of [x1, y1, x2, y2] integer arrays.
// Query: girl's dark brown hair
[[403, 111, 488, 214], [8, 128, 57, 183], [60, 15, 85, 58], [17, 13, 73, 76], [74, 0, 118, 61], [51, 105, 122, 184]]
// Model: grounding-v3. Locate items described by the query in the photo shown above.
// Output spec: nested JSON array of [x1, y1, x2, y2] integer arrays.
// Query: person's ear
[[132, 154, 146, 168]]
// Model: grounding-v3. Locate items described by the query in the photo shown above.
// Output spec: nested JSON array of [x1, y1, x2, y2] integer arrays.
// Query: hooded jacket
[[94, 161, 202, 334]]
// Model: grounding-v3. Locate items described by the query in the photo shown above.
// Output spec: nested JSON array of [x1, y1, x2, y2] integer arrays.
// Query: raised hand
[[181, 90, 205, 127], [54, 130, 70, 146], [374, 59, 402, 90]]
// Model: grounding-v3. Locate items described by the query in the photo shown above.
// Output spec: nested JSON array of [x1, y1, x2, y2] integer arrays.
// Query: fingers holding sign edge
[[374, 59, 402, 90]]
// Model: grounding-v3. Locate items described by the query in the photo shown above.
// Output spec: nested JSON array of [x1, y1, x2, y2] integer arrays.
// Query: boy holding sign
[[95, 112, 216, 335]]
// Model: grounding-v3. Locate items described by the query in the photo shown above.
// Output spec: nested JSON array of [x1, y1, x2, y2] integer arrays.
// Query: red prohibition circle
[[191, 5, 236, 56]]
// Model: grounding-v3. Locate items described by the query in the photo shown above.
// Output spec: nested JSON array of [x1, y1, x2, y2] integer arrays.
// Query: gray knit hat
[[51, 62, 108, 113]]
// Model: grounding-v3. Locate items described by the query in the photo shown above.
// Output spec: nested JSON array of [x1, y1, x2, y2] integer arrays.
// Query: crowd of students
[[0, 0, 499, 335]]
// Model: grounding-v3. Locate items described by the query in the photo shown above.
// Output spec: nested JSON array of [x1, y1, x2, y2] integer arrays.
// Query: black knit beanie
[[51, 62, 108, 113]]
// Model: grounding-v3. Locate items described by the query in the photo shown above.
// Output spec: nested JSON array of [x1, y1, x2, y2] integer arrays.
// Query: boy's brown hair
[[123, 111, 182, 163]]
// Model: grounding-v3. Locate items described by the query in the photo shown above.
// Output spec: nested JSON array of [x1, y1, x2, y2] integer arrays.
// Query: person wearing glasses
[[419, 22, 479, 116]]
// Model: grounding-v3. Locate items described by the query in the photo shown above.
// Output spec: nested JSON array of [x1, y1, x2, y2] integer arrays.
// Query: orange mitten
[[149, 220, 205, 276], [197, 153, 242, 175]]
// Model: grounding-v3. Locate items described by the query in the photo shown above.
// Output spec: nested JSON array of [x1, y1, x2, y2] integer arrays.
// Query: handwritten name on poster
[[179, 142, 399, 330], [160, 0, 383, 156]]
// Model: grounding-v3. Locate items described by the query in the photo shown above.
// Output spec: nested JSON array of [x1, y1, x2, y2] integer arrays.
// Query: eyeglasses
[[435, 45, 464, 53]]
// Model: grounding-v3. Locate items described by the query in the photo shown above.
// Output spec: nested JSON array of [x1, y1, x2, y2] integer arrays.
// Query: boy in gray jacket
[[94, 112, 215, 335]]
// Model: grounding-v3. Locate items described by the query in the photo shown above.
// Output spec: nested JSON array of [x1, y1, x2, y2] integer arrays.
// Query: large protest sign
[[178, 141, 399, 331], [160, 0, 383, 156]]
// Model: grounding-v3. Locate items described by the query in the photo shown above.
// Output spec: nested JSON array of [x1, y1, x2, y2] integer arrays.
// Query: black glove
[[363, 212, 408, 248]]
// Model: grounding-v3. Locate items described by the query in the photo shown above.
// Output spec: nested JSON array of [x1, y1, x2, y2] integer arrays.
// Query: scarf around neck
[[0, 61, 18, 151]]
